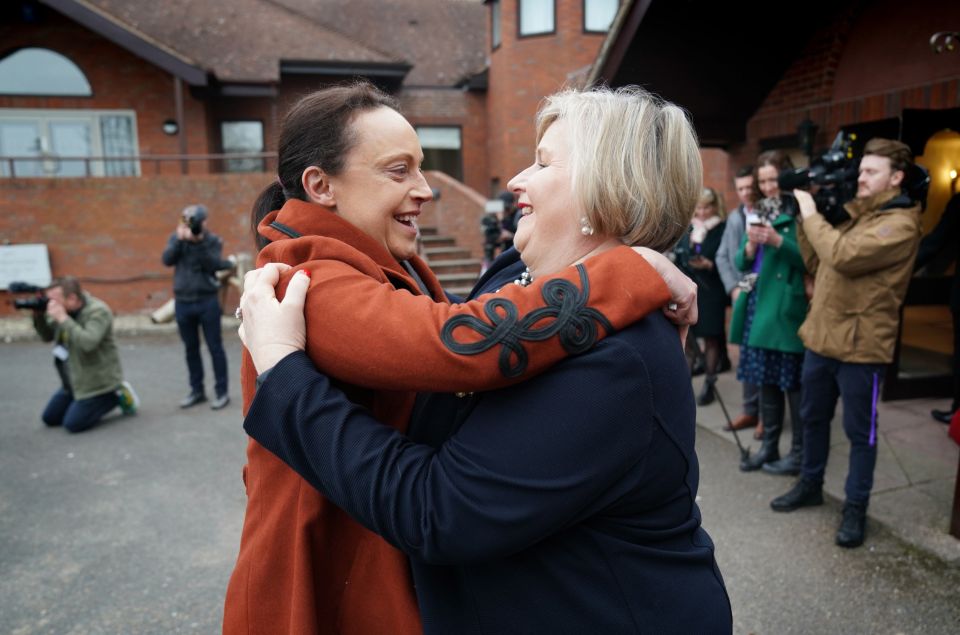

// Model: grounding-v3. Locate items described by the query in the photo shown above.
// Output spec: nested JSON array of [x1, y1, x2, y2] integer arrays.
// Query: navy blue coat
[[244, 250, 732, 634]]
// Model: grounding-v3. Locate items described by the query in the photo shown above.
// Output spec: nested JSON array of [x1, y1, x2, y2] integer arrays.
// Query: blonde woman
[[676, 187, 727, 404]]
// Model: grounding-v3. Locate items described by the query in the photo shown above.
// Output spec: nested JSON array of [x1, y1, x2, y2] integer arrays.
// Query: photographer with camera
[[162, 204, 232, 410], [29, 277, 138, 433], [771, 138, 924, 549]]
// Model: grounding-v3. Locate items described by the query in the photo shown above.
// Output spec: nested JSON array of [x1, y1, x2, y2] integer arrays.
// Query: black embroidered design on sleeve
[[440, 264, 613, 378]]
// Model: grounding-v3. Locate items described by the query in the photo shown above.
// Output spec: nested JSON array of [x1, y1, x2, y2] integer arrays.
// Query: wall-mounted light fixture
[[950, 168, 958, 194], [162, 119, 179, 135], [930, 32, 958, 54]]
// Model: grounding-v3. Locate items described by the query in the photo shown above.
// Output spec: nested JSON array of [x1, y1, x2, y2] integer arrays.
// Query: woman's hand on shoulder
[[631, 246, 698, 328], [238, 263, 311, 375]]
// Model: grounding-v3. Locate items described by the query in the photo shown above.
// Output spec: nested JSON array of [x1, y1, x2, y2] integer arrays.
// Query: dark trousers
[[42, 388, 118, 433], [175, 295, 228, 398], [800, 350, 885, 505]]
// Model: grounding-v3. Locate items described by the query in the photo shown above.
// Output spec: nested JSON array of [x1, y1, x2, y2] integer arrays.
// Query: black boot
[[740, 386, 783, 472], [770, 478, 823, 512], [836, 501, 868, 548], [697, 375, 716, 406], [763, 390, 802, 475]]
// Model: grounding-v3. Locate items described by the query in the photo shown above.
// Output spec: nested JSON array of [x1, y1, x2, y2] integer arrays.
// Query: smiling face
[[508, 119, 606, 277], [757, 164, 780, 200], [694, 199, 718, 222], [325, 107, 432, 261]]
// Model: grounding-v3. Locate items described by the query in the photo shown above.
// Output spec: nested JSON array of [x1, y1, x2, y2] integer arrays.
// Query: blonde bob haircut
[[698, 187, 726, 220], [535, 86, 702, 253]]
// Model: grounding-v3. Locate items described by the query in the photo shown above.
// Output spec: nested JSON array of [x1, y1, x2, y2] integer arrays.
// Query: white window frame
[[583, 0, 619, 33], [518, 0, 556, 38], [0, 108, 140, 178]]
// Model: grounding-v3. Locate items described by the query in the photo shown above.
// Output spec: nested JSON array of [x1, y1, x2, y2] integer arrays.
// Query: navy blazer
[[244, 250, 732, 634]]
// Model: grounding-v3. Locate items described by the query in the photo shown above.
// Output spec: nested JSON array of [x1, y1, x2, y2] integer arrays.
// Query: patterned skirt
[[736, 290, 802, 392]]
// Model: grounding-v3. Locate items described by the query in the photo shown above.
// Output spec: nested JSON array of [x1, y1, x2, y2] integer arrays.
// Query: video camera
[[778, 132, 859, 226], [779, 132, 932, 225], [9, 281, 49, 311]]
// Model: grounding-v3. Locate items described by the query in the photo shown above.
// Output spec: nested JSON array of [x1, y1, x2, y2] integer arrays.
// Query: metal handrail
[[0, 151, 279, 177]]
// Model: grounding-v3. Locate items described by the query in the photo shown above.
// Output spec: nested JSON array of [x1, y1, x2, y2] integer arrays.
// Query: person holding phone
[[729, 151, 809, 474]]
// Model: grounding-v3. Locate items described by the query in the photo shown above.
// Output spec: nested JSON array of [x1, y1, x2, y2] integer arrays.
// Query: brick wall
[[0, 175, 269, 316], [486, 0, 607, 192], [421, 170, 486, 260], [401, 88, 490, 195], [1, 11, 211, 175], [733, 0, 960, 169], [723, 0, 960, 208], [0, 171, 487, 316]]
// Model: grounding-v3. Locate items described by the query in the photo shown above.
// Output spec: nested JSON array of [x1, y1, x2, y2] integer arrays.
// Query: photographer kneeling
[[771, 139, 923, 549], [32, 277, 139, 433]]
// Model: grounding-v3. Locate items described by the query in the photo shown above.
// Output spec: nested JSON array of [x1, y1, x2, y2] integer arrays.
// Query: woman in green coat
[[729, 151, 808, 473]]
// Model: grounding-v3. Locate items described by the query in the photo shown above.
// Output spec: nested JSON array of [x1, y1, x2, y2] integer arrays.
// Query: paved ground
[[2, 334, 960, 634]]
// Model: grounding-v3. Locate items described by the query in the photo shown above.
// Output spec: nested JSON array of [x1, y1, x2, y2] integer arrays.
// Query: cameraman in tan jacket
[[770, 138, 922, 549]]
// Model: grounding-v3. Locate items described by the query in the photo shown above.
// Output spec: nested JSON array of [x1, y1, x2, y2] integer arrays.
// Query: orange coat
[[223, 199, 670, 634]]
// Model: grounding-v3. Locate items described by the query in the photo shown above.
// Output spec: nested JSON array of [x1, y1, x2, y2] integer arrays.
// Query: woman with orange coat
[[222, 83, 690, 634]]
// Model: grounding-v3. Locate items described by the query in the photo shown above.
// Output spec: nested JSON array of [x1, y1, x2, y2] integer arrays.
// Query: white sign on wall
[[0, 244, 52, 290]]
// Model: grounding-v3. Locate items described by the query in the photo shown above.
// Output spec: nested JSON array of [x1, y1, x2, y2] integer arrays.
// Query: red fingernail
[[301, 269, 311, 279]]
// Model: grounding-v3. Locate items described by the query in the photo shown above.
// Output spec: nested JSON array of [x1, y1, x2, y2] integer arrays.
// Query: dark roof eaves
[[280, 59, 412, 79], [40, 0, 208, 85]]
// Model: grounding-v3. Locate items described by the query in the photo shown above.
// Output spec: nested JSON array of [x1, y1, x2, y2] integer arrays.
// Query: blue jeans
[[175, 295, 228, 398], [42, 388, 119, 433], [800, 350, 886, 505]]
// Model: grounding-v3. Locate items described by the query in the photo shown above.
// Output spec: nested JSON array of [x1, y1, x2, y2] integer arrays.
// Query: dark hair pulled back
[[251, 81, 399, 248]]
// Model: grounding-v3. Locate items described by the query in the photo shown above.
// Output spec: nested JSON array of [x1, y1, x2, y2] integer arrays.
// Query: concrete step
[[443, 285, 475, 298], [420, 235, 456, 248], [437, 272, 481, 286], [424, 246, 472, 261], [428, 258, 483, 275]]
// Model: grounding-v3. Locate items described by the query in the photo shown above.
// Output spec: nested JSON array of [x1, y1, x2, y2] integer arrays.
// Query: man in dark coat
[[162, 204, 233, 409]]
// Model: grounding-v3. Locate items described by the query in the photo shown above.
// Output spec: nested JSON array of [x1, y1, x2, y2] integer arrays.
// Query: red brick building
[[0, 0, 622, 312], [2, 0, 958, 343]]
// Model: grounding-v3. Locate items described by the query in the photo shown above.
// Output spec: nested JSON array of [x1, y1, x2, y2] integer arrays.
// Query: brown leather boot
[[723, 413, 757, 432]]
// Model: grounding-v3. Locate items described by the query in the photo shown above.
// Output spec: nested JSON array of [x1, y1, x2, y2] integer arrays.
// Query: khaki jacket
[[798, 189, 922, 363], [33, 293, 123, 399]]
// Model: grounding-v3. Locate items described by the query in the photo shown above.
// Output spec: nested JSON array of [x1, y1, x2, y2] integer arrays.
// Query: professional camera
[[9, 281, 49, 311], [778, 132, 859, 226], [481, 212, 502, 260], [181, 204, 208, 236]]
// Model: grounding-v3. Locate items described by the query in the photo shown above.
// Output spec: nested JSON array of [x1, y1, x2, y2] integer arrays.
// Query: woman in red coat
[[222, 83, 689, 634]]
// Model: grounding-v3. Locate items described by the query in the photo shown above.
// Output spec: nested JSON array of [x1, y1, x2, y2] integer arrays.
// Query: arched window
[[0, 48, 92, 96]]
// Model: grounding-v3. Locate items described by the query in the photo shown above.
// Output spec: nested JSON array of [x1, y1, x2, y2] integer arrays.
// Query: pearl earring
[[579, 217, 594, 236]]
